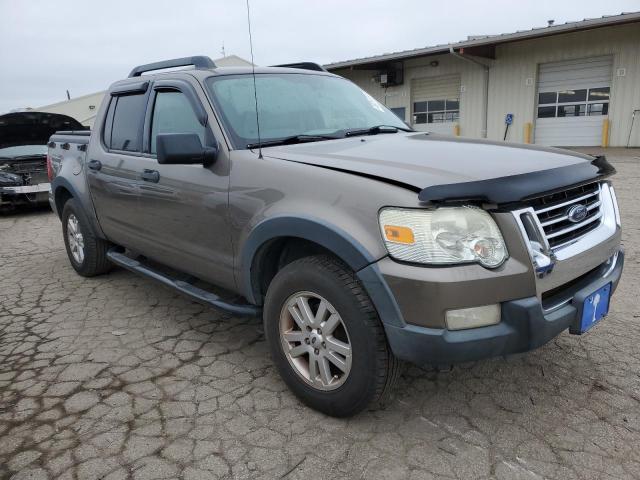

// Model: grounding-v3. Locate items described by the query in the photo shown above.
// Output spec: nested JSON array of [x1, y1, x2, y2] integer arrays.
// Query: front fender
[[241, 215, 407, 329], [240, 215, 379, 304]]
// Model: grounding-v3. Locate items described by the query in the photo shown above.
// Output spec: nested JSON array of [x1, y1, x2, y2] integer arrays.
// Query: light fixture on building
[[430, 60, 439, 67]]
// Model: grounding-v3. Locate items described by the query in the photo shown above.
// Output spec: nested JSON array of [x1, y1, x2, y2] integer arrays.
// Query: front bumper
[[0, 183, 50, 206], [379, 249, 624, 366]]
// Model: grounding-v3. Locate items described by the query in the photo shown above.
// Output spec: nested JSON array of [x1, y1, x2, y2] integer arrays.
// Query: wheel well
[[251, 237, 335, 305], [54, 187, 73, 218]]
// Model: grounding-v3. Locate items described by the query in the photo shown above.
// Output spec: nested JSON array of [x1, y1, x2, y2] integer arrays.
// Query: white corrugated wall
[[332, 22, 640, 147], [487, 23, 640, 146]]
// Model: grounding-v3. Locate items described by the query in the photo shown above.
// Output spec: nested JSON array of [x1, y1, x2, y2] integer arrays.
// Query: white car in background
[[0, 111, 85, 210]]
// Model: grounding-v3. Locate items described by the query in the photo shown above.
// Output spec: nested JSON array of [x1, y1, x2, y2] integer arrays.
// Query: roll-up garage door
[[410, 74, 460, 135], [535, 56, 612, 146]]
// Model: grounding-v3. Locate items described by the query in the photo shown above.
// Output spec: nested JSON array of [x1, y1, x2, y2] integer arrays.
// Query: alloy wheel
[[279, 291, 352, 391], [67, 214, 85, 264]]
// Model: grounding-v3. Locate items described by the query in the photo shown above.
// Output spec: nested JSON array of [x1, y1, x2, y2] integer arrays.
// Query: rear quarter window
[[108, 94, 146, 152]]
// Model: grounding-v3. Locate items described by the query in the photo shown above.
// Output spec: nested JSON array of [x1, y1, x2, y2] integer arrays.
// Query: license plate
[[579, 283, 611, 333]]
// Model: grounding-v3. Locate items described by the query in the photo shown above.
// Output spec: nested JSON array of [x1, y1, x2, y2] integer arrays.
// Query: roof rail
[[272, 62, 328, 72], [128, 56, 216, 78]]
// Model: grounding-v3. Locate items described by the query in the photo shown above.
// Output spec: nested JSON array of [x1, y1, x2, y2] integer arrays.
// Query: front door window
[[150, 91, 206, 154]]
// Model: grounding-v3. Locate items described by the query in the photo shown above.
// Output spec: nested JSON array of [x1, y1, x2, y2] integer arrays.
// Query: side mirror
[[156, 133, 218, 166]]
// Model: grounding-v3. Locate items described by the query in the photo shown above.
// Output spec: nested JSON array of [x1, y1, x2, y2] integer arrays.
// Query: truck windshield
[[205, 73, 410, 149]]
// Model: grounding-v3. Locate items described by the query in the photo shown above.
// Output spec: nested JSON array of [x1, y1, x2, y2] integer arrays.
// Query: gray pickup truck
[[48, 56, 623, 417]]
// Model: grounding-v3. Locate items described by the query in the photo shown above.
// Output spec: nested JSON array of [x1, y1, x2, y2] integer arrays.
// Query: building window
[[588, 87, 610, 101], [413, 99, 459, 124], [588, 103, 609, 115], [558, 104, 586, 117], [537, 106, 556, 118], [537, 86, 610, 118], [557, 89, 587, 103], [538, 92, 557, 104]]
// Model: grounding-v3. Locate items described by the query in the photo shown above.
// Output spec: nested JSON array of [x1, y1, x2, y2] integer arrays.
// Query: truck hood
[[263, 133, 610, 204], [0, 112, 85, 150]]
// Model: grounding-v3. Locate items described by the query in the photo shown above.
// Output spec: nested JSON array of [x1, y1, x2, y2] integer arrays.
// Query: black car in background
[[0, 111, 85, 210]]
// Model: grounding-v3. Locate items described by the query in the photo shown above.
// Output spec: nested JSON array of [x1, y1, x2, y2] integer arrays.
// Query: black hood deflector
[[418, 156, 615, 206], [0, 112, 85, 150]]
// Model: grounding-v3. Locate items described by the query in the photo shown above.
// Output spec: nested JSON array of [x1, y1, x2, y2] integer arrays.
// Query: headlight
[[0, 171, 22, 187], [379, 207, 508, 268]]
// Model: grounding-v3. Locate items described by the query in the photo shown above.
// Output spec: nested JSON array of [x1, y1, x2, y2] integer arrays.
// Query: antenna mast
[[246, 0, 262, 159]]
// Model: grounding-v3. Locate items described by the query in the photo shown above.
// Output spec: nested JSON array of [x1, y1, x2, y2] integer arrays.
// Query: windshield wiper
[[344, 124, 413, 137], [247, 134, 340, 149]]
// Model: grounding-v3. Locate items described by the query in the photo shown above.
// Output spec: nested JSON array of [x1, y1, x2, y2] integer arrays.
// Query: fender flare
[[241, 215, 407, 328], [241, 215, 378, 304], [51, 177, 105, 238], [51, 177, 82, 217]]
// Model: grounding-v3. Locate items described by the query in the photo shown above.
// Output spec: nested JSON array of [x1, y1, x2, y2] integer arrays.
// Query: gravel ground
[[1, 148, 639, 480]]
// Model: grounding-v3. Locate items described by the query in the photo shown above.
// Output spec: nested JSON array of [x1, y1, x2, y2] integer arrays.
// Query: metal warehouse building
[[325, 12, 640, 147]]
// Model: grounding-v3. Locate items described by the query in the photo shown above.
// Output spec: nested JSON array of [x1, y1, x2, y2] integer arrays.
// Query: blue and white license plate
[[579, 283, 611, 334]]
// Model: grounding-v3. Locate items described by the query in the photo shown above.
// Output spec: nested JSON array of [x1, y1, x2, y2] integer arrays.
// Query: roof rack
[[128, 56, 216, 78], [272, 62, 328, 72]]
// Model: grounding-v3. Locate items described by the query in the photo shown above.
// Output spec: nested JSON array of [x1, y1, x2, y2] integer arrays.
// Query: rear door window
[[109, 94, 146, 152], [150, 90, 205, 154]]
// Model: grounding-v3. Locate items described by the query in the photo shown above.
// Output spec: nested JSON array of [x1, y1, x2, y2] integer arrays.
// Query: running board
[[107, 249, 261, 317]]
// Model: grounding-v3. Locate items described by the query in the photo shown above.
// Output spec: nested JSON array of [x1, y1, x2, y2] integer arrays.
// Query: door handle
[[141, 169, 160, 183], [88, 159, 102, 171]]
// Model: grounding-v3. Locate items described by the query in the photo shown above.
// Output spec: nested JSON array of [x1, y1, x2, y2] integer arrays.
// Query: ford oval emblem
[[567, 204, 588, 223]]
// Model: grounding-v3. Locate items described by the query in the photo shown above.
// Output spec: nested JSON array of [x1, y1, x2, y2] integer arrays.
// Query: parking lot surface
[[1, 148, 639, 480]]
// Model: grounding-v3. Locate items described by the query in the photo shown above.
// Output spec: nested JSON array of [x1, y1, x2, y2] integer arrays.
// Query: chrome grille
[[528, 182, 603, 250]]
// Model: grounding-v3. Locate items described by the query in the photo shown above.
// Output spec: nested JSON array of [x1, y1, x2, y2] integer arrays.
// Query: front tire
[[62, 199, 112, 277], [264, 255, 400, 417]]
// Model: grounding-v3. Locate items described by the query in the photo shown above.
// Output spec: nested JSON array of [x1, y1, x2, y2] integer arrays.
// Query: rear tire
[[61, 199, 112, 277], [264, 255, 400, 417]]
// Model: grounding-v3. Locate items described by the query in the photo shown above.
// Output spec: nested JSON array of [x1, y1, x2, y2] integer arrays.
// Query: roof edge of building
[[38, 90, 107, 110], [324, 11, 640, 70]]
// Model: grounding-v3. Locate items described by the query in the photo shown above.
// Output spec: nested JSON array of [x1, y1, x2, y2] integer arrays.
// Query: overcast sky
[[1, 0, 638, 113]]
